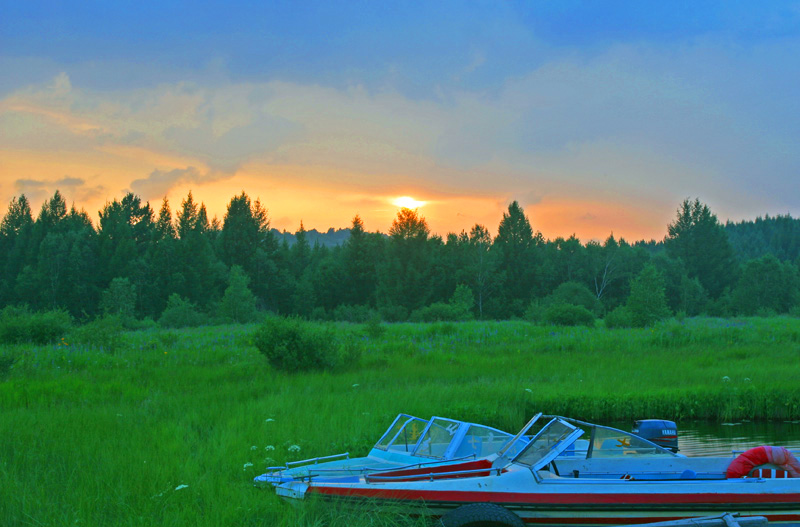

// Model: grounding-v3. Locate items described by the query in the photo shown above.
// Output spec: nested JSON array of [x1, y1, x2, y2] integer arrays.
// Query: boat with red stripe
[[274, 415, 800, 527]]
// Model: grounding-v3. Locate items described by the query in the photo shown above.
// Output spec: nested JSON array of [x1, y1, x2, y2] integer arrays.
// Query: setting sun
[[392, 196, 427, 209]]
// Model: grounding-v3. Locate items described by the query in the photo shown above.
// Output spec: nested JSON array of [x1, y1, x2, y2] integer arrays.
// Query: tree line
[[0, 190, 798, 325]]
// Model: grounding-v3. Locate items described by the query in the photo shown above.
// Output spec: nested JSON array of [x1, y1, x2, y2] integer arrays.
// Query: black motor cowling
[[632, 419, 679, 452]]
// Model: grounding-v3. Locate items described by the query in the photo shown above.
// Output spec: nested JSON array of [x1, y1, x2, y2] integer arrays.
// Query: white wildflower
[[288, 444, 301, 453], [250, 445, 258, 451], [352, 384, 359, 388], [265, 445, 275, 451], [744, 378, 751, 382], [175, 484, 189, 491], [265, 418, 275, 423], [243, 462, 254, 470], [722, 376, 731, 382], [524, 388, 532, 393]]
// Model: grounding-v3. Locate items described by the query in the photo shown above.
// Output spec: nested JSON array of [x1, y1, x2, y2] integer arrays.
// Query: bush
[[626, 264, 670, 327], [68, 315, 127, 352], [549, 282, 602, 314], [332, 304, 375, 323], [378, 304, 408, 323], [101, 277, 137, 320], [363, 314, 386, 339], [218, 265, 258, 323], [253, 317, 361, 372], [0, 306, 72, 344], [410, 285, 475, 322], [410, 302, 462, 322], [159, 294, 207, 328], [0, 351, 16, 379], [603, 305, 633, 329], [542, 303, 595, 327]]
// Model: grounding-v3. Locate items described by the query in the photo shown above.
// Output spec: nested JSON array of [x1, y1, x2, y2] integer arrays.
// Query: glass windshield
[[590, 427, 674, 457], [375, 415, 428, 452], [414, 418, 460, 459], [451, 425, 513, 459], [514, 420, 577, 467]]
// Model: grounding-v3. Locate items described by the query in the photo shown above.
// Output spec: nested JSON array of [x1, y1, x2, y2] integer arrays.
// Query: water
[[678, 420, 800, 456], [610, 420, 800, 457]]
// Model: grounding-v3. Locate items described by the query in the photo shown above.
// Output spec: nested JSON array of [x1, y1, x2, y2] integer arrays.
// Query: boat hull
[[279, 476, 800, 527]]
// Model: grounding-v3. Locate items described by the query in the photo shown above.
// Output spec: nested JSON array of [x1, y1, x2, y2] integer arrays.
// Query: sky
[[1, 1, 799, 241]]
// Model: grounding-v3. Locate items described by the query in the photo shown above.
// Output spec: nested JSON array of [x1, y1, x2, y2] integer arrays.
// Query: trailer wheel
[[439, 503, 525, 527]]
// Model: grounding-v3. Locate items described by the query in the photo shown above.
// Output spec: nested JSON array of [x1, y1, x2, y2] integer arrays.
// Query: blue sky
[[2, 1, 799, 238]]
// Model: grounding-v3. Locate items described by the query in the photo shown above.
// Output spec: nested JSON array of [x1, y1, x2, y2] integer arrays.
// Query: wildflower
[[243, 462, 254, 470], [722, 376, 731, 382], [288, 445, 301, 453], [175, 484, 189, 491], [744, 378, 751, 382], [265, 418, 275, 423], [265, 445, 275, 451], [524, 388, 532, 393], [352, 384, 359, 388], [250, 445, 258, 451]]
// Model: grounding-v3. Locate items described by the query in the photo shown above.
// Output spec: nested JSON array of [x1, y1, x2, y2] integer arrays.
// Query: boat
[[254, 413, 526, 487], [273, 415, 800, 527]]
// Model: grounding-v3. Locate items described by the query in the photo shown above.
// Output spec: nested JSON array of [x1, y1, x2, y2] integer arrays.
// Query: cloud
[[12, 176, 105, 208], [55, 176, 85, 187], [3, 33, 800, 230], [128, 166, 229, 200]]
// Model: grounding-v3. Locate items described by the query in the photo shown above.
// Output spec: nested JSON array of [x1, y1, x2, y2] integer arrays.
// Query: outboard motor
[[632, 419, 678, 453]]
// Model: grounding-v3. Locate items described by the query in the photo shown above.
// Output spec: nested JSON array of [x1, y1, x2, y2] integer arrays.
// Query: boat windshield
[[513, 419, 582, 468], [374, 415, 429, 452], [539, 415, 678, 458], [451, 424, 514, 459], [413, 417, 462, 459], [589, 426, 675, 457]]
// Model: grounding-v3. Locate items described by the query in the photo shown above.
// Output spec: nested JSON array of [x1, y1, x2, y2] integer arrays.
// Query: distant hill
[[272, 227, 352, 247]]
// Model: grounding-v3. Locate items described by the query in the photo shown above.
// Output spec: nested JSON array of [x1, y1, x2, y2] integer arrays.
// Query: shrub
[[332, 304, 375, 323], [410, 285, 476, 322], [549, 282, 602, 314], [626, 264, 670, 327], [410, 302, 462, 322], [0, 352, 16, 379], [218, 265, 258, 323], [542, 303, 595, 327], [363, 314, 386, 339], [0, 306, 72, 344], [253, 317, 361, 372], [603, 306, 633, 329], [101, 277, 137, 320], [378, 304, 408, 323], [68, 315, 127, 352], [159, 294, 207, 328]]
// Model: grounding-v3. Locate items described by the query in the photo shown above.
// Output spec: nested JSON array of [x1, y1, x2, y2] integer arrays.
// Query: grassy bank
[[1, 317, 799, 526]]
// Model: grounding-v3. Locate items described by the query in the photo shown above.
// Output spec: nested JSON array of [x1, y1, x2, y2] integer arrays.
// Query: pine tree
[[666, 198, 737, 298]]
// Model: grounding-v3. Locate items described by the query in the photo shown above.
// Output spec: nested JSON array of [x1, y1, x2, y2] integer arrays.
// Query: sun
[[392, 196, 427, 208]]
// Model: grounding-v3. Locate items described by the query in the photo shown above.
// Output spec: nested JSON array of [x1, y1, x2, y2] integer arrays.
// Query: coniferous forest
[[1, 190, 799, 327]]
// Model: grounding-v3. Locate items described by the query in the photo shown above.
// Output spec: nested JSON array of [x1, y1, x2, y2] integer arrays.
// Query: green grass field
[[2, 317, 800, 526]]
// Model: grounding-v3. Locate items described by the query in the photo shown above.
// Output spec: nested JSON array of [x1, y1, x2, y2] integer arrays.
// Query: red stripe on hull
[[309, 486, 800, 507]]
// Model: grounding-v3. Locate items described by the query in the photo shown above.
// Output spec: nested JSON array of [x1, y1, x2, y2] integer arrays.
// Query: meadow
[[2, 317, 800, 526]]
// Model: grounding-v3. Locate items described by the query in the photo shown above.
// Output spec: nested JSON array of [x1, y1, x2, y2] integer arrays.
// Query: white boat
[[274, 415, 800, 527]]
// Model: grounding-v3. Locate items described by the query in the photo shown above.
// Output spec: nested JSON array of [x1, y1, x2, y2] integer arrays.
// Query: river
[[610, 420, 800, 457]]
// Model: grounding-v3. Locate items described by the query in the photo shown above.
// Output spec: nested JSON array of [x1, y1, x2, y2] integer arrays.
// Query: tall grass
[[1, 317, 799, 526]]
